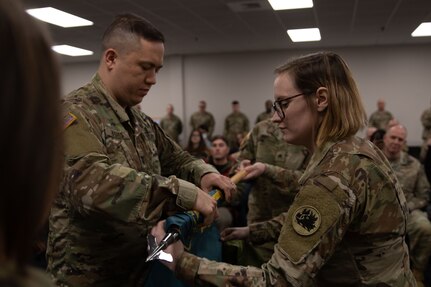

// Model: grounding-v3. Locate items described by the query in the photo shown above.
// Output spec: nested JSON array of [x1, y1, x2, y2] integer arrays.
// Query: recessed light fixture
[[287, 28, 321, 42], [52, 45, 94, 57], [412, 22, 431, 37], [267, 0, 313, 10], [26, 7, 93, 28]]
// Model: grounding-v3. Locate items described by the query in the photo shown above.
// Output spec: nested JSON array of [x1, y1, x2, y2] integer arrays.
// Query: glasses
[[272, 93, 305, 119]]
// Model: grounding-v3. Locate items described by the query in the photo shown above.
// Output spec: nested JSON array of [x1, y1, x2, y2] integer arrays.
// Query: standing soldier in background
[[420, 102, 431, 161], [160, 103, 183, 144], [223, 101, 250, 150], [255, 99, 273, 123], [47, 14, 236, 287], [383, 124, 431, 287], [234, 119, 309, 266], [368, 98, 393, 130], [189, 100, 215, 138]]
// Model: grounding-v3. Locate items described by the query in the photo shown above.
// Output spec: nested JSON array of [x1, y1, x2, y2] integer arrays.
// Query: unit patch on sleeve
[[63, 112, 77, 130], [292, 205, 321, 236]]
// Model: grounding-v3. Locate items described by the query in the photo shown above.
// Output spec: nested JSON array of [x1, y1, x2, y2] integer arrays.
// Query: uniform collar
[[91, 73, 131, 124], [389, 151, 409, 166], [299, 140, 337, 184]]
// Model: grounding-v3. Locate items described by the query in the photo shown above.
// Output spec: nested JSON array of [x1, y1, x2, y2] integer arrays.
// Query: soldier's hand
[[200, 173, 236, 203], [150, 220, 184, 271], [194, 187, 218, 226], [243, 162, 266, 180], [220, 226, 250, 241], [237, 159, 251, 172]]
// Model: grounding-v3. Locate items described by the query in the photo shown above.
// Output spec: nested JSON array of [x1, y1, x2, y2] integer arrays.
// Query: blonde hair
[[275, 52, 367, 147]]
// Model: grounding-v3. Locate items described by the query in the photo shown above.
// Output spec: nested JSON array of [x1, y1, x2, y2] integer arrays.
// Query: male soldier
[[223, 101, 250, 150], [235, 119, 309, 265], [420, 103, 431, 161], [368, 98, 393, 130], [255, 99, 273, 123], [383, 124, 431, 286], [189, 100, 215, 138], [47, 14, 235, 287], [208, 136, 238, 231], [208, 135, 236, 177], [160, 103, 183, 144]]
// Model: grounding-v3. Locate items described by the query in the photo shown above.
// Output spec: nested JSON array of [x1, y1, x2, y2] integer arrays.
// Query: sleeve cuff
[[248, 223, 268, 244], [263, 163, 278, 177], [176, 179, 198, 210], [175, 252, 201, 285], [195, 166, 219, 185]]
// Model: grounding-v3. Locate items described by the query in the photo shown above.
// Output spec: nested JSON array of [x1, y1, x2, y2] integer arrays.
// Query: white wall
[[61, 44, 431, 146]]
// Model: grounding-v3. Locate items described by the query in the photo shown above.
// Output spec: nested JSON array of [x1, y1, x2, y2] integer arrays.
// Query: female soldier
[[151, 52, 415, 286]]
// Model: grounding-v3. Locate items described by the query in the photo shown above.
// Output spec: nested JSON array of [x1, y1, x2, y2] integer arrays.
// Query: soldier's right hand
[[220, 226, 250, 241], [193, 188, 218, 226]]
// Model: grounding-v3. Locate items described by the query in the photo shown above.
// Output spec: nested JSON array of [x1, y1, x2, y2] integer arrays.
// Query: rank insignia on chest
[[63, 112, 77, 130], [292, 205, 321, 236]]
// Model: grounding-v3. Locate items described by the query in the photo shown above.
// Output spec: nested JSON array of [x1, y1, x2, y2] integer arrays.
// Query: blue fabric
[[144, 224, 221, 287]]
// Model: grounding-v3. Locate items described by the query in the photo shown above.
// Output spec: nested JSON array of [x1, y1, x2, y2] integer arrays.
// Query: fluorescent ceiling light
[[268, 0, 313, 10], [287, 28, 321, 42], [52, 45, 94, 57], [412, 22, 431, 37], [26, 7, 93, 28]]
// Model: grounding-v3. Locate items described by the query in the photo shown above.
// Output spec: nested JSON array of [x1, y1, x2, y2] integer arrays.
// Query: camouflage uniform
[[47, 74, 218, 286], [388, 151, 431, 274], [223, 112, 249, 149], [189, 111, 215, 138], [160, 114, 183, 143], [175, 136, 415, 286], [368, 110, 393, 130], [420, 107, 431, 140], [420, 108, 431, 161], [235, 120, 309, 265], [239, 120, 309, 224], [255, 111, 272, 124]]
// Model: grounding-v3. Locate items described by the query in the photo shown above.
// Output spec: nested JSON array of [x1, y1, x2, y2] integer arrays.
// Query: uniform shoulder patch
[[63, 112, 77, 130], [292, 205, 321, 236]]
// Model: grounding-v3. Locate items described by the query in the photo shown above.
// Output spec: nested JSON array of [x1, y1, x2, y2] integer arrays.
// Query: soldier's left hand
[[200, 173, 236, 203], [243, 162, 266, 180], [150, 220, 184, 271]]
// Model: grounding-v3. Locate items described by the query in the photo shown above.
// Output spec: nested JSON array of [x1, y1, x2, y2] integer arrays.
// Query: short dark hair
[[102, 13, 165, 53], [211, 135, 229, 146], [232, 100, 239, 105]]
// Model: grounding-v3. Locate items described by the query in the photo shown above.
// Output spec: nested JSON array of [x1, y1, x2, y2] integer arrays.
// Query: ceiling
[[22, 0, 431, 64]]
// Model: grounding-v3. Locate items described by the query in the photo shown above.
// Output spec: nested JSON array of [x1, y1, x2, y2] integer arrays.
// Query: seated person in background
[[185, 129, 210, 161], [208, 135, 237, 176], [382, 124, 431, 287], [0, 0, 62, 285], [369, 128, 386, 150], [152, 52, 415, 286], [208, 135, 238, 231], [365, 126, 377, 140]]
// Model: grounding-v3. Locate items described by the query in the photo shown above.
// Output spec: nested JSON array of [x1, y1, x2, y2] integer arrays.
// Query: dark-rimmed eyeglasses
[[272, 93, 305, 119]]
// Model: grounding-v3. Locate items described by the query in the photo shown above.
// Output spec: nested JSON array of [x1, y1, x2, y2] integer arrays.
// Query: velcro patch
[[292, 205, 321, 236], [63, 112, 77, 130], [277, 182, 347, 263]]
